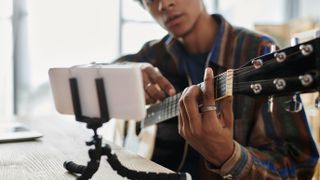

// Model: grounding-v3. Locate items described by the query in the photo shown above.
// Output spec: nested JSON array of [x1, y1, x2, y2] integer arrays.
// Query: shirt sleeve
[[205, 97, 319, 179], [205, 141, 253, 179]]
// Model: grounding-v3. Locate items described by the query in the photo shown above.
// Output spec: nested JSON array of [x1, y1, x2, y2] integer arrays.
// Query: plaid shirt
[[115, 14, 319, 179]]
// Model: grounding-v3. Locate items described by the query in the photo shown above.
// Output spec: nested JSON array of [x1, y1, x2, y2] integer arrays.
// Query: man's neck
[[178, 14, 219, 54]]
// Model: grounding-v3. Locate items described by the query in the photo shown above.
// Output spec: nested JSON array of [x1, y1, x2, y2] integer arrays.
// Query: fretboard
[[140, 70, 231, 129], [142, 92, 181, 128]]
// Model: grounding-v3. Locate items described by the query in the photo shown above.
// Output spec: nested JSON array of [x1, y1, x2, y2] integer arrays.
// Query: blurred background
[[0, 0, 320, 177]]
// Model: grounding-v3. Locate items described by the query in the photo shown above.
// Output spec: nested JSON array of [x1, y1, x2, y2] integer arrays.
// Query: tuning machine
[[285, 94, 303, 113]]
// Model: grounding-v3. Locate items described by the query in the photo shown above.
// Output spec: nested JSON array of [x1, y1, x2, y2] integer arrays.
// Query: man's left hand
[[178, 67, 234, 167]]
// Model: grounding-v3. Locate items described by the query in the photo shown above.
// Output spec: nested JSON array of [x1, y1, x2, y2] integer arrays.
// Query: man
[[115, 0, 319, 179]]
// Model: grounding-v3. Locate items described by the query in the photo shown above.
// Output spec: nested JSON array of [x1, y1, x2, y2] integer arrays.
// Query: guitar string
[[212, 51, 303, 92], [147, 60, 293, 123], [148, 72, 295, 124], [231, 51, 302, 79], [146, 49, 306, 124], [147, 47, 317, 125], [151, 44, 309, 118], [149, 77, 287, 124]]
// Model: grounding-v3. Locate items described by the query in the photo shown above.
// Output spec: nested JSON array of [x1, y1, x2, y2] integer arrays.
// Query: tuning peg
[[299, 44, 313, 56], [285, 94, 302, 112], [274, 52, 287, 63], [315, 92, 320, 109], [268, 96, 274, 113]]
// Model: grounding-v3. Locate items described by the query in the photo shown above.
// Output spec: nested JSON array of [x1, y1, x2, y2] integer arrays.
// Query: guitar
[[123, 37, 320, 160]]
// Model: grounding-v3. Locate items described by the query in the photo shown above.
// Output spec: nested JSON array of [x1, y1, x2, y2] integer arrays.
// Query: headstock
[[232, 36, 320, 112]]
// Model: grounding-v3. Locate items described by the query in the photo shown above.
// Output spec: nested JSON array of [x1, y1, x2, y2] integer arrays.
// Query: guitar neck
[[141, 70, 233, 128], [140, 37, 320, 129], [142, 93, 181, 128]]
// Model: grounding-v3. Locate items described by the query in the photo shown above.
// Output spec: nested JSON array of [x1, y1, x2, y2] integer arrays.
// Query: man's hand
[[178, 67, 234, 167], [140, 63, 176, 104]]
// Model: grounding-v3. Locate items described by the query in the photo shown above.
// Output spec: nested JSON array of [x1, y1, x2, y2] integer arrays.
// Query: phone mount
[[63, 77, 190, 180]]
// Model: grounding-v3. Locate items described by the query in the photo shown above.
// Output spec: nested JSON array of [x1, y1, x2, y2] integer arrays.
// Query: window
[[120, 0, 166, 55], [219, 0, 286, 29], [0, 0, 13, 119], [9, 0, 320, 116], [16, 0, 120, 115]]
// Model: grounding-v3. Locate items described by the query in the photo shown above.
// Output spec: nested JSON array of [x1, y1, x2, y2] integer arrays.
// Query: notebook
[[0, 121, 42, 143]]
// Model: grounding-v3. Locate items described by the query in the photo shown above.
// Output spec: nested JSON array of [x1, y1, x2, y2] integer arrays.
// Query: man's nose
[[158, 0, 175, 12]]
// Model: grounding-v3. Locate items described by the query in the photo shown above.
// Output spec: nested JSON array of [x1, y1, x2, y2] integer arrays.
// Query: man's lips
[[165, 13, 183, 28]]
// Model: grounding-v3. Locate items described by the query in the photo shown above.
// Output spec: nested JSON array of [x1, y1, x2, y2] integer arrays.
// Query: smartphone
[[48, 64, 146, 120]]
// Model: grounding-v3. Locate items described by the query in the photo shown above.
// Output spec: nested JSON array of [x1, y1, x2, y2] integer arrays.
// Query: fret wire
[[167, 97, 170, 120], [162, 98, 166, 121], [167, 98, 170, 116], [166, 96, 170, 120], [170, 95, 175, 118]]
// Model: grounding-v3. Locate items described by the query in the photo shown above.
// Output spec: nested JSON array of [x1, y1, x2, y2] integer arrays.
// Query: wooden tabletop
[[0, 115, 172, 180]]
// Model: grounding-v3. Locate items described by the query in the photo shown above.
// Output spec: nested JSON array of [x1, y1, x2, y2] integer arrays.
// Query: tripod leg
[[64, 161, 86, 174], [78, 149, 101, 180], [78, 160, 99, 180], [101, 144, 192, 180]]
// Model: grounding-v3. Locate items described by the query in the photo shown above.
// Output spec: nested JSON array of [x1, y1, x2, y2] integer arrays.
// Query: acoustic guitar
[[123, 36, 320, 161]]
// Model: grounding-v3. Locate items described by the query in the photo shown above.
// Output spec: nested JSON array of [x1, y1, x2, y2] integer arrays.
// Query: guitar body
[[124, 120, 157, 160]]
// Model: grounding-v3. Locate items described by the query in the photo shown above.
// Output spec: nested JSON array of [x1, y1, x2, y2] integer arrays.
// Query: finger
[[183, 86, 202, 134], [202, 67, 217, 117], [145, 83, 166, 101], [145, 91, 157, 104], [220, 96, 234, 129], [145, 66, 176, 96], [178, 87, 192, 138], [178, 87, 189, 132], [178, 112, 182, 135], [142, 70, 153, 88]]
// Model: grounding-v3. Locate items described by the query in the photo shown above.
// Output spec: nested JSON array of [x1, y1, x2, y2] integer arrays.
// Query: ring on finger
[[199, 105, 217, 113], [145, 82, 153, 91]]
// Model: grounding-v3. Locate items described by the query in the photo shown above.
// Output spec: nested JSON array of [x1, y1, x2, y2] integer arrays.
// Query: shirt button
[[223, 174, 233, 180]]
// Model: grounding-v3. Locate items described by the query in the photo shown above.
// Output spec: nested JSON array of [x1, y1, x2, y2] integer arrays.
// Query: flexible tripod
[[63, 77, 190, 180]]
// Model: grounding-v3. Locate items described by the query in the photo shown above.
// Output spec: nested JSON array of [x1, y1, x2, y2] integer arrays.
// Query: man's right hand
[[139, 63, 176, 104]]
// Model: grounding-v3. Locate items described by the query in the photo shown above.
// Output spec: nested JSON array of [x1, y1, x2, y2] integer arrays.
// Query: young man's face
[[142, 0, 205, 38]]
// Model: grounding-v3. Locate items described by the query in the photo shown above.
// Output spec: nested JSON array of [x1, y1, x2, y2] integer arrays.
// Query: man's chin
[[169, 30, 190, 39]]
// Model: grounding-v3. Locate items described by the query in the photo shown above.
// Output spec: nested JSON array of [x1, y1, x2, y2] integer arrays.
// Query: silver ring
[[145, 82, 153, 91], [200, 105, 217, 113]]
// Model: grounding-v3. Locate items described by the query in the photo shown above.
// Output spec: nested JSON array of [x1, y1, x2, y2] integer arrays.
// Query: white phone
[[48, 64, 146, 121]]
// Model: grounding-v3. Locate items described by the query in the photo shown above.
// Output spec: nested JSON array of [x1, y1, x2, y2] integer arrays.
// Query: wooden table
[[0, 115, 172, 180]]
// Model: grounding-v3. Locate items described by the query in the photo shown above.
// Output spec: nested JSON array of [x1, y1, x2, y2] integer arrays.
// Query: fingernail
[[168, 89, 176, 96], [205, 67, 213, 77]]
